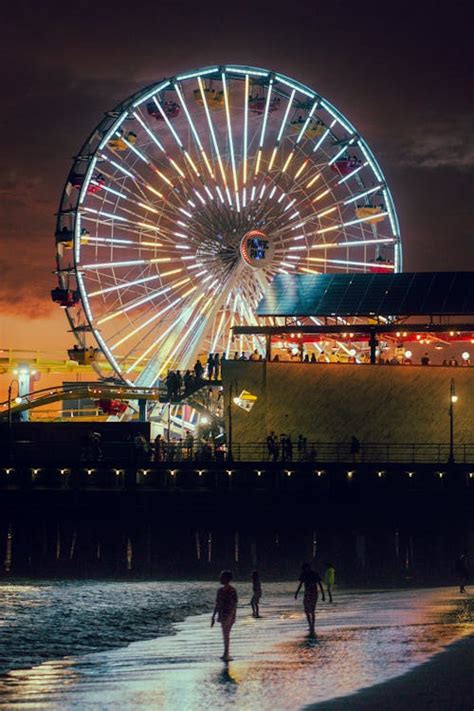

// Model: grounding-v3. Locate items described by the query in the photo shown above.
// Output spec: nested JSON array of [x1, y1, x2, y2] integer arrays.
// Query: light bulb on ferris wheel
[[54, 64, 401, 387]]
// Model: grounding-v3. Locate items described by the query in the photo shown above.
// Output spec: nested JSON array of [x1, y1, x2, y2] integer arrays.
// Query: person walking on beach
[[323, 562, 336, 603], [211, 570, 238, 661], [295, 562, 325, 635], [250, 570, 262, 618], [455, 550, 470, 593]]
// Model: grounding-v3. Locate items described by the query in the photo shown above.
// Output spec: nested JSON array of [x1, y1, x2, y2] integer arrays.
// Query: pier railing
[[2, 440, 474, 465]]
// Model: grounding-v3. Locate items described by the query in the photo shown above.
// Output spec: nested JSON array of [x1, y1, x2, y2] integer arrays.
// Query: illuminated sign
[[233, 389, 258, 412], [240, 229, 274, 268]]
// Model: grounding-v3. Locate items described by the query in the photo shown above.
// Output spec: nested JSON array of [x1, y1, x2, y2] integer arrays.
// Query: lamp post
[[227, 380, 236, 463], [7, 379, 20, 462], [448, 378, 457, 464]]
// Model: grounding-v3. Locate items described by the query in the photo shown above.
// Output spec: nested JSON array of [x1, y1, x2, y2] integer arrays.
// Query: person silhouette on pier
[[211, 570, 238, 661], [295, 563, 325, 635], [207, 353, 215, 380]]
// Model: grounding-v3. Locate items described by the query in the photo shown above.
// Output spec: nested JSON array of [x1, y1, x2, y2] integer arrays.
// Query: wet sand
[[0, 586, 471, 710], [307, 634, 474, 710]]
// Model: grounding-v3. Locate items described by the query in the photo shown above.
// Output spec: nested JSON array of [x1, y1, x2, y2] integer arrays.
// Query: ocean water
[[0, 582, 471, 709], [0, 580, 215, 675]]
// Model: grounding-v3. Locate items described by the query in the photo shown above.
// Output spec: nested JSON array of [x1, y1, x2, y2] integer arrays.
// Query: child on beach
[[250, 570, 262, 618], [295, 562, 325, 635], [323, 562, 336, 603], [211, 570, 238, 661]]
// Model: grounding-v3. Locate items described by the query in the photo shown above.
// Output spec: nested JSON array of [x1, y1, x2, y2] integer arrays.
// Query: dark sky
[[1, 0, 473, 331]]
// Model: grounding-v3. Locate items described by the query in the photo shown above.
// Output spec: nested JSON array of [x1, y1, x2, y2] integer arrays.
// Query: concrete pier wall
[[222, 362, 474, 444]]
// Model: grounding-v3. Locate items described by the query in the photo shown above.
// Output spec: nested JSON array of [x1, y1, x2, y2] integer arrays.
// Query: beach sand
[[307, 634, 474, 710], [0, 585, 471, 710]]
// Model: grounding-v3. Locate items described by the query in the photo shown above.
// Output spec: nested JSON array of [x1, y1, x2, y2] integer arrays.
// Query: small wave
[[0, 580, 214, 675]]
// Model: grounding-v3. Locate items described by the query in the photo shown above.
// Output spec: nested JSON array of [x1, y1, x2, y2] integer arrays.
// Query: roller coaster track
[[0, 380, 222, 421]]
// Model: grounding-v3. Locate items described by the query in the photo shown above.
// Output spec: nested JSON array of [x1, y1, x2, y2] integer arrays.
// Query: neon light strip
[[320, 100, 354, 134], [337, 162, 367, 184], [125, 319, 177, 374], [86, 236, 134, 245], [153, 97, 183, 147], [282, 152, 294, 172], [173, 83, 214, 180], [81, 257, 171, 270], [98, 112, 128, 150], [77, 156, 97, 207], [243, 74, 249, 188], [328, 144, 349, 166], [132, 81, 170, 108], [176, 67, 218, 81], [83, 207, 127, 221], [311, 238, 395, 249], [317, 206, 337, 218], [308, 256, 395, 269], [133, 112, 165, 151], [312, 128, 330, 152], [258, 78, 274, 148], [343, 185, 382, 205], [294, 159, 308, 180], [383, 188, 398, 237], [275, 75, 315, 98], [295, 100, 318, 144], [313, 188, 330, 202], [197, 77, 228, 190], [85, 236, 164, 250], [89, 274, 163, 297], [158, 294, 211, 377], [306, 173, 321, 188], [97, 277, 190, 325], [316, 211, 389, 234], [96, 183, 126, 199], [227, 66, 268, 77], [222, 72, 239, 208], [111, 297, 183, 351], [120, 136, 149, 163], [276, 89, 295, 142], [359, 139, 383, 181], [104, 157, 135, 179]]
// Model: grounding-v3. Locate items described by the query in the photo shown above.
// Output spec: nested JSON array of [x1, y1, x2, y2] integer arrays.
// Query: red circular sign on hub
[[239, 230, 274, 269]]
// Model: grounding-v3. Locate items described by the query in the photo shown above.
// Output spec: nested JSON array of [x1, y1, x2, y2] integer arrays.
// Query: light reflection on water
[[0, 585, 471, 710]]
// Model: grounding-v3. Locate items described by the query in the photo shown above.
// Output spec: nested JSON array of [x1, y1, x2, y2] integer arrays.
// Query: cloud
[[0, 256, 56, 319], [393, 116, 474, 169]]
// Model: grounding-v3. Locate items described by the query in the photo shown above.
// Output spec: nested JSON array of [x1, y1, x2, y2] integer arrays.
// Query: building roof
[[256, 272, 474, 317]]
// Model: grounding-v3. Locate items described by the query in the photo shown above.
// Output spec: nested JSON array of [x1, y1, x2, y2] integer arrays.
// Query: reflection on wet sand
[[0, 587, 471, 710]]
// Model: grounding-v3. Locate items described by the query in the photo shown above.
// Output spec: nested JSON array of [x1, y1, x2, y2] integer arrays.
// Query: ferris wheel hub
[[240, 229, 274, 269]]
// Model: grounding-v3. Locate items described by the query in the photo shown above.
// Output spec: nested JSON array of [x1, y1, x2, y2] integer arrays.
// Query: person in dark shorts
[[455, 550, 469, 593], [294, 562, 325, 634], [211, 570, 238, 661], [250, 570, 262, 618]]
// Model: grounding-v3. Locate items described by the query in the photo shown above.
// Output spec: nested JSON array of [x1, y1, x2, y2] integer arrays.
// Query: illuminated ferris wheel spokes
[[54, 65, 401, 385]]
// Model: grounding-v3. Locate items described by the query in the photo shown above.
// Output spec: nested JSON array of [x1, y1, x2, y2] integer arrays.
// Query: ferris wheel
[[54, 64, 401, 386]]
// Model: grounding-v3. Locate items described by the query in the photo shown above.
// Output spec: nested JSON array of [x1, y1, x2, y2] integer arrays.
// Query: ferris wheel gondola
[[54, 64, 401, 386]]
